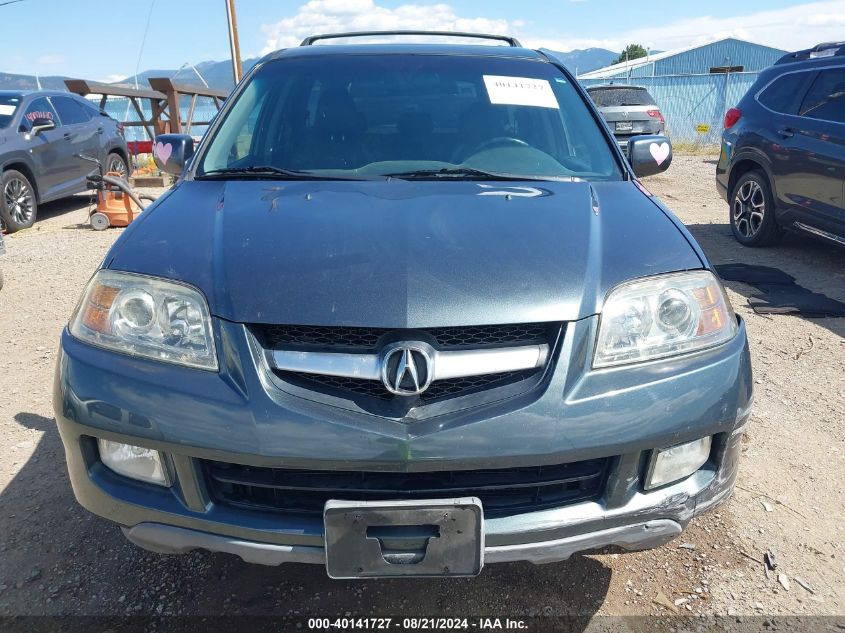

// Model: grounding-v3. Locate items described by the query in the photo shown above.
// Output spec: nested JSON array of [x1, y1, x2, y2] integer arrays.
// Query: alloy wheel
[[107, 155, 129, 179], [3, 177, 34, 225], [732, 180, 765, 239]]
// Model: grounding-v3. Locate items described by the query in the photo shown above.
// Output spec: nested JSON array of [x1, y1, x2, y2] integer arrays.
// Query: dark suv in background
[[586, 84, 666, 150], [0, 90, 130, 232], [717, 42, 845, 247]]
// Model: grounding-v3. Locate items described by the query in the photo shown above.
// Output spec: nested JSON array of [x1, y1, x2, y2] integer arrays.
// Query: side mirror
[[627, 135, 672, 178], [29, 118, 56, 135], [153, 134, 195, 176]]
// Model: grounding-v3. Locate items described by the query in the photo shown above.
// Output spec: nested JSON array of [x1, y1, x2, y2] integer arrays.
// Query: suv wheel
[[730, 170, 781, 247], [106, 153, 129, 179], [0, 169, 37, 233]]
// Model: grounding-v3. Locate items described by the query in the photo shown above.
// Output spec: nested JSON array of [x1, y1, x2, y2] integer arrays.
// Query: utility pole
[[224, 0, 243, 84]]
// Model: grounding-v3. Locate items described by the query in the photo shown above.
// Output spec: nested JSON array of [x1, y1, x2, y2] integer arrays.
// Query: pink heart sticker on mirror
[[649, 142, 670, 166], [155, 141, 173, 165]]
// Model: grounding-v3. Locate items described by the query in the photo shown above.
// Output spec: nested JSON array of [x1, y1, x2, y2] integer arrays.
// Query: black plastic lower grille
[[204, 458, 609, 519]]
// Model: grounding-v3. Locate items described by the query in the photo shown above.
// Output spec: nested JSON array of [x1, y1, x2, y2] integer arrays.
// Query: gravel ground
[[0, 156, 843, 625]]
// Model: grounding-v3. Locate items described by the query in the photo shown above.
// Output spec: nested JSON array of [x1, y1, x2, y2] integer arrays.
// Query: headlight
[[594, 270, 736, 368], [70, 270, 217, 370]]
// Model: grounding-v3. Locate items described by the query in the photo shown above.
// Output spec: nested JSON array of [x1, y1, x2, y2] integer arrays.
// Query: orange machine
[[89, 171, 145, 230]]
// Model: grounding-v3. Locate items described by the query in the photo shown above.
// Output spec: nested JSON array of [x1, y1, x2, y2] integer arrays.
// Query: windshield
[[587, 87, 656, 107], [198, 54, 622, 181], [0, 95, 22, 129]]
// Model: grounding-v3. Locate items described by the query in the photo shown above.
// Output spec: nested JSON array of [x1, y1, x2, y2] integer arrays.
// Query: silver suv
[[587, 84, 666, 150]]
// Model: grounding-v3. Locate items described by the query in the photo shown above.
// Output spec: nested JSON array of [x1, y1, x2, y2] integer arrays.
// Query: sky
[[1, 0, 843, 80]]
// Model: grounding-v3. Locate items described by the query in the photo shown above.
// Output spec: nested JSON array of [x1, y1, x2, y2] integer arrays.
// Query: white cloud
[[800, 11, 845, 26], [570, 0, 845, 53], [97, 74, 128, 84], [261, 0, 511, 52], [261, 0, 845, 56], [37, 54, 64, 65]]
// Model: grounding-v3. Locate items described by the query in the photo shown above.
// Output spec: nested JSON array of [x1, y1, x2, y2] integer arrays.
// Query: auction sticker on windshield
[[0, 105, 16, 116], [483, 75, 559, 109]]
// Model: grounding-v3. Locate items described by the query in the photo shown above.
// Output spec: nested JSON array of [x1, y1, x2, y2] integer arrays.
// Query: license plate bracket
[[324, 498, 484, 578]]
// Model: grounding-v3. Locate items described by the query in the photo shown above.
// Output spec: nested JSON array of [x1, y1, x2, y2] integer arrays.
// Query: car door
[[18, 96, 65, 199], [796, 67, 845, 236], [49, 95, 99, 193], [776, 67, 845, 237]]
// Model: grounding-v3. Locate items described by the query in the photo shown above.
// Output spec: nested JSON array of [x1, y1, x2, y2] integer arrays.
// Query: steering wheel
[[465, 136, 530, 157]]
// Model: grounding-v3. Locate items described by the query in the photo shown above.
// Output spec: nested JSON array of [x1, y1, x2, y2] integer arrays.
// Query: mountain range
[[0, 47, 617, 93]]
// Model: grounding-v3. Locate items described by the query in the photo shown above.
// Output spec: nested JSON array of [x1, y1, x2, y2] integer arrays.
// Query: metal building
[[576, 38, 788, 145], [578, 37, 786, 80]]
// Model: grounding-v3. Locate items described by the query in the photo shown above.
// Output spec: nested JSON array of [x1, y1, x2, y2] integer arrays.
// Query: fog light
[[645, 436, 712, 490], [98, 439, 168, 486]]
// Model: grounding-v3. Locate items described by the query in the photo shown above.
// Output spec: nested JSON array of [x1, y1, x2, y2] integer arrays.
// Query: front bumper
[[54, 315, 752, 566]]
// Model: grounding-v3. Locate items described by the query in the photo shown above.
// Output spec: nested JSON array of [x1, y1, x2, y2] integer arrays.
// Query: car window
[[0, 95, 22, 129], [79, 100, 103, 120], [587, 87, 656, 107], [199, 54, 622, 182], [798, 68, 845, 124], [757, 71, 812, 114], [21, 97, 59, 130], [52, 96, 89, 125], [73, 98, 96, 121]]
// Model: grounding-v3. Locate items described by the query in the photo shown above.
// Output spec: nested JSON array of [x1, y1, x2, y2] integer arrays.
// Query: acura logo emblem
[[380, 343, 433, 396]]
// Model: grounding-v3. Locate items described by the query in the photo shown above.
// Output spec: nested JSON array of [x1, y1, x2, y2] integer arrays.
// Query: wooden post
[[225, 0, 243, 84]]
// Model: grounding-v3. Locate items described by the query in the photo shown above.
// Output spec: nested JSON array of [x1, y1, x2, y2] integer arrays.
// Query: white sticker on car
[[0, 105, 15, 116], [483, 75, 559, 109]]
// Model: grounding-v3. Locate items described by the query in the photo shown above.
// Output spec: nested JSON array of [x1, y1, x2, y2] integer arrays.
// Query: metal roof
[[578, 37, 787, 79]]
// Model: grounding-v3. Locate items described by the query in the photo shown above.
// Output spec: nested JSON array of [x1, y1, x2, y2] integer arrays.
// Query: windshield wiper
[[383, 167, 563, 182], [196, 166, 374, 181]]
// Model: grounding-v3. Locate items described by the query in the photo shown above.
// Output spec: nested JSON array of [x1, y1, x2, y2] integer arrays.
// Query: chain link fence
[[580, 72, 760, 149]]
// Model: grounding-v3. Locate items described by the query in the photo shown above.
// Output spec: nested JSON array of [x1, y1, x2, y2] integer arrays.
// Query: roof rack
[[776, 41, 845, 64], [300, 30, 522, 47]]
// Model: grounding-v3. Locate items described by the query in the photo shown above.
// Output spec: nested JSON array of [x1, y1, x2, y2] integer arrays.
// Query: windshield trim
[[188, 52, 630, 183]]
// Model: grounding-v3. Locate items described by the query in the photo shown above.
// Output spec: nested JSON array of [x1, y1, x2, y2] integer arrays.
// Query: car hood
[[106, 179, 702, 326]]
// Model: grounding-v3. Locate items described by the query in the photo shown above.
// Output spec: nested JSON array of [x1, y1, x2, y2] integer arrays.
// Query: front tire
[[730, 170, 781, 247], [0, 170, 37, 233]]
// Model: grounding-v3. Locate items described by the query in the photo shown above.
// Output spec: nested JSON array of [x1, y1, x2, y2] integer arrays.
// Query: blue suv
[[717, 42, 845, 247], [54, 32, 751, 579]]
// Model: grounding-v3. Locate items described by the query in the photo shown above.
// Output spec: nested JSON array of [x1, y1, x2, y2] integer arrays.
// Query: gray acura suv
[[54, 32, 751, 579], [0, 90, 129, 232]]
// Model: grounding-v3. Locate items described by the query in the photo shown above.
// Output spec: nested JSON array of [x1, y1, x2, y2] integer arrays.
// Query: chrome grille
[[253, 322, 563, 412]]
